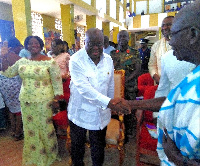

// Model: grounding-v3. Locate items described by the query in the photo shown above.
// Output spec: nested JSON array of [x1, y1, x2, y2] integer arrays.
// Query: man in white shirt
[[148, 16, 174, 85], [103, 36, 115, 55], [155, 50, 196, 98], [68, 28, 130, 166]]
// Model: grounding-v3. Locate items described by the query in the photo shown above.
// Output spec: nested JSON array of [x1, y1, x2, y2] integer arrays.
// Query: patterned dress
[[0, 74, 22, 113], [2, 58, 63, 166]]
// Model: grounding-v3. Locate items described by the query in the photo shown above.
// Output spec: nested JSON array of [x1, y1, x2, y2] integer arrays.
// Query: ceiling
[[0, 0, 92, 26]]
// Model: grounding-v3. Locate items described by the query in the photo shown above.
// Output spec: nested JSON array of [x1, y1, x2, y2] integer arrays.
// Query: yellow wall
[[149, 14, 158, 27], [133, 15, 141, 28]]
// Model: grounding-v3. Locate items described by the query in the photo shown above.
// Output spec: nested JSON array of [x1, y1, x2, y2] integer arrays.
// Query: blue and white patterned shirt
[[68, 48, 115, 130], [157, 65, 200, 166]]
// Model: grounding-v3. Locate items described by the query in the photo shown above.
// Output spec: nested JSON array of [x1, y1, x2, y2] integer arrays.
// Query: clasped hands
[[108, 98, 131, 115]]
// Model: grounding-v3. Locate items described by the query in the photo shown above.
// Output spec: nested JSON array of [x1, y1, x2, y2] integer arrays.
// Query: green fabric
[[2, 58, 63, 166], [3, 58, 63, 102], [21, 101, 59, 166]]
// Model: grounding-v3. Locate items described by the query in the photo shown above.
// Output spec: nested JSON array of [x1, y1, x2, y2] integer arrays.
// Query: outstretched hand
[[108, 98, 131, 115]]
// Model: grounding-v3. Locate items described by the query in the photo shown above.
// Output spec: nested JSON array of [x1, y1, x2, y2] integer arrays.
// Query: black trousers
[[69, 120, 107, 166]]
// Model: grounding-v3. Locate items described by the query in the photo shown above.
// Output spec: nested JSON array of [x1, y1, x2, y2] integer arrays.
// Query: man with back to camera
[[138, 38, 151, 73], [128, 2, 200, 165], [68, 28, 131, 166], [148, 16, 174, 85], [103, 36, 115, 55]]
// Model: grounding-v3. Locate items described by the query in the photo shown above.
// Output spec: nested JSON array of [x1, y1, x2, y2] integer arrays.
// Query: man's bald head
[[169, 1, 200, 65], [85, 28, 104, 42], [85, 28, 104, 63], [117, 30, 129, 51], [172, 2, 200, 30]]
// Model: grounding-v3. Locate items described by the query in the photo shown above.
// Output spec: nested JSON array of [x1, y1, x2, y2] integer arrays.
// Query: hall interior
[[0, 0, 195, 166]]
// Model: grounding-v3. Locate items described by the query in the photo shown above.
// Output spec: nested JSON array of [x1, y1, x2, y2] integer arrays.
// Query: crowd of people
[[0, 1, 200, 166]]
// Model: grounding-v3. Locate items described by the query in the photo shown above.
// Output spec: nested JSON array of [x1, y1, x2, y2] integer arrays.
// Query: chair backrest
[[114, 70, 125, 98]]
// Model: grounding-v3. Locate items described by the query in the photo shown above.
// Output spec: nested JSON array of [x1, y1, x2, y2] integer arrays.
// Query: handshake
[[108, 98, 131, 115]]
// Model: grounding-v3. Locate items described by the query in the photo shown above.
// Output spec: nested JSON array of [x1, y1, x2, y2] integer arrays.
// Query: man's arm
[[162, 129, 200, 166], [128, 97, 166, 112]]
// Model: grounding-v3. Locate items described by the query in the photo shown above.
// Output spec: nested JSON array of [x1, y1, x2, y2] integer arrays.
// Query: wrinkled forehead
[[117, 31, 129, 41], [86, 32, 104, 42], [170, 12, 188, 32], [162, 17, 174, 26]]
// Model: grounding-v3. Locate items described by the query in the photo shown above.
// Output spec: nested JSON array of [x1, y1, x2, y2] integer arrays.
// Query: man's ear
[[189, 27, 200, 45]]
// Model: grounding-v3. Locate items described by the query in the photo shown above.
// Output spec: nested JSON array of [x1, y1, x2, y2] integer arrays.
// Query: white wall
[[136, 1, 147, 15], [110, 0, 116, 19], [149, 0, 162, 14], [82, 0, 91, 5], [0, 2, 13, 21]]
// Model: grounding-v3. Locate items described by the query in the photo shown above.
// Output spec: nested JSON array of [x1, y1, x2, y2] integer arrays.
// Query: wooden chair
[[105, 69, 125, 166], [135, 86, 160, 166]]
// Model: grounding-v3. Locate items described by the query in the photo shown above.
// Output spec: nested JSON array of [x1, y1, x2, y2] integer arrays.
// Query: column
[[106, 0, 110, 16], [60, 4, 75, 48], [113, 26, 119, 44], [129, 0, 132, 13], [91, 0, 96, 7], [102, 22, 110, 37], [147, 0, 149, 14], [116, 0, 120, 21], [42, 15, 55, 30], [86, 15, 96, 30], [12, 0, 32, 44], [123, 0, 127, 20]]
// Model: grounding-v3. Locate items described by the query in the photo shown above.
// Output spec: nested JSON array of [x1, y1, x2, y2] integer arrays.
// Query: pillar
[[113, 26, 119, 44], [116, 0, 120, 21], [123, 0, 127, 20], [106, 0, 110, 16], [102, 22, 110, 37], [91, 0, 96, 8], [129, 0, 132, 13], [86, 15, 96, 30], [147, 0, 149, 14], [60, 4, 75, 48], [42, 15, 55, 30], [12, 0, 32, 44]]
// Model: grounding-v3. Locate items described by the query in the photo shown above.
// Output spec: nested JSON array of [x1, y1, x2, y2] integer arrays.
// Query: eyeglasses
[[87, 42, 103, 47], [169, 26, 191, 40]]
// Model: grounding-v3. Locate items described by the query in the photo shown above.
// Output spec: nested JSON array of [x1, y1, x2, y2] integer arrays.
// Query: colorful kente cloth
[[110, 47, 141, 100], [2, 58, 63, 166], [157, 65, 200, 166]]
